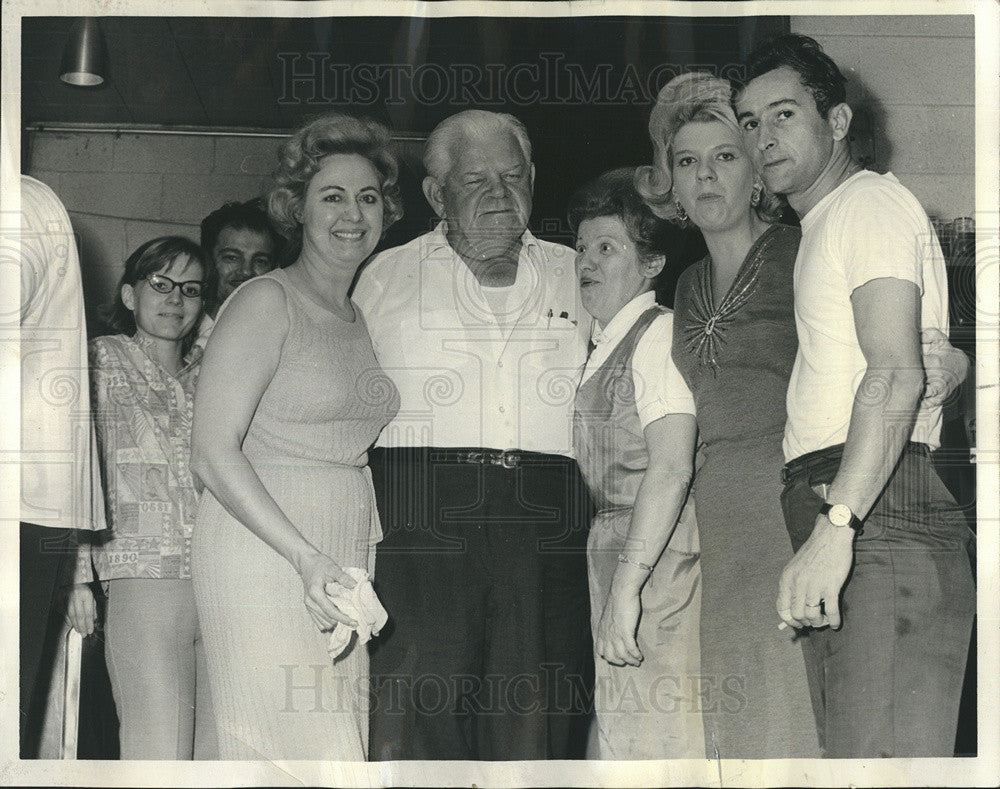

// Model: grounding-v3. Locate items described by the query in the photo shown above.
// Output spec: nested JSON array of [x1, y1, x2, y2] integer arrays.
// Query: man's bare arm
[[777, 277, 924, 630]]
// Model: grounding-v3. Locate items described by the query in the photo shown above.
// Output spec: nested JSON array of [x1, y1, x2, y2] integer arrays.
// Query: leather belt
[[781, 441, 930, 484], [454, 449, 523, 469], [373, 447, 573, 470]]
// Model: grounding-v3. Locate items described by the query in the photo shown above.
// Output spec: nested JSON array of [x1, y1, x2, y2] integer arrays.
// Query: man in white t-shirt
[[735, 35, 975, 757], [354, 111, 593, 760]]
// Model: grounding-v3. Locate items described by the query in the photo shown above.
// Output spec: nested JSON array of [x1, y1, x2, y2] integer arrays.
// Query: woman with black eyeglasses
[[65, 236, 218, 759]]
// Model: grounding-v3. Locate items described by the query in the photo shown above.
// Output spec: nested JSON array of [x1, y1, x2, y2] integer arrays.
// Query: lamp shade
[[59, 18, 107, 87]]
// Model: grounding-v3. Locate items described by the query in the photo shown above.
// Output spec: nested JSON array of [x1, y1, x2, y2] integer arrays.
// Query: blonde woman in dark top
[[637, 72, 821, 758]]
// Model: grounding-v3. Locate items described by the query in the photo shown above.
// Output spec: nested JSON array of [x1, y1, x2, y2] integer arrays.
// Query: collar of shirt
[[800, 168, 871, 229], [422, 220, 544, 259], [128, 333, 200, 386], [426, 220, 548, 329], [191, 312, 215, 354], [582, 291, 658, 385]]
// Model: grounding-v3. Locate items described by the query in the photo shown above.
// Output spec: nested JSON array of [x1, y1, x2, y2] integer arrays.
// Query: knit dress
[[671, 223, 820, 758], [191, 268, 399, 760]]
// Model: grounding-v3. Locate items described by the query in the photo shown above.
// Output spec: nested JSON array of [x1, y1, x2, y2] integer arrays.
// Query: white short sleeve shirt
[[783, 171, 950, 461], [581, 291, 696, 429], [353, 223, 589, 455]]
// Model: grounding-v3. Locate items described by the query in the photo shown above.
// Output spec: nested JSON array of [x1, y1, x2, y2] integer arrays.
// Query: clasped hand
[[776, 515, 855, 630], [64, 583, 98, 636], [921, 327, 969, 407], [297, 552, 359, 631], [596, 587, 643, 667]]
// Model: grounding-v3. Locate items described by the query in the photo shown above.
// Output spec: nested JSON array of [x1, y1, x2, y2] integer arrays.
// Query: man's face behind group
[[212, 225, 276, 303], [437, 130, 534, 261]]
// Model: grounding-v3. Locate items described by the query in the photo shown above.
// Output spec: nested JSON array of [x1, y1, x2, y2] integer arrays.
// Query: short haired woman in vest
[[568, 168, 702, 760]]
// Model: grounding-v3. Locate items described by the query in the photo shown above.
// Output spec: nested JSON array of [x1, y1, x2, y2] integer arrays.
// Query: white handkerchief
[[324, 567, 388, 660]]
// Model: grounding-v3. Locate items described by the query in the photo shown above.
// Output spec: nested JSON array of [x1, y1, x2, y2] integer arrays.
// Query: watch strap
[[819, 502, 864, 532]]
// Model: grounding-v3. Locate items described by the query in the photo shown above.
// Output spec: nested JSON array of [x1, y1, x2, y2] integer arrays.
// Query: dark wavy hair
[[200, 198, 284, 264], [568, 167, 674, 266], [744, 34, 848, 119], [268, 113, 404, 256], [109, 236, 212, 341]]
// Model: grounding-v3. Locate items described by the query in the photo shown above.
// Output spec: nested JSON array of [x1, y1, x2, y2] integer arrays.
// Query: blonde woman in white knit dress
[[190, 114, 401, 760]]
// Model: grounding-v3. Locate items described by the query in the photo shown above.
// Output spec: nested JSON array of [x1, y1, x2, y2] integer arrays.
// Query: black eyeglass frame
[[142, 272, 207, 299]]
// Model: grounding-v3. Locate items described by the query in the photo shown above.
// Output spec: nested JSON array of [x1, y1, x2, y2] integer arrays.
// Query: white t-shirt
[[353, 223, 588, 455], [581, 291, 696, 428], [783, 171, 949, 461]]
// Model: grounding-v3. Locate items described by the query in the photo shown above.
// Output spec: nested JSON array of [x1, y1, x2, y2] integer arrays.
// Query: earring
[[674, 200, 688, 222], [750, 182, 763, 208]]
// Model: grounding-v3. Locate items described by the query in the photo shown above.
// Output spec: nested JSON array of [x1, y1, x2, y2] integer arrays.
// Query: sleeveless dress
[[671, 223, 820, 758], [191, 269, 399, 760], [573, 306, 704, 760]]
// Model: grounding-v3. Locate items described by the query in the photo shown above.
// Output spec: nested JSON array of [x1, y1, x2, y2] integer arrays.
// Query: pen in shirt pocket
[[546, 309, 576, 327]]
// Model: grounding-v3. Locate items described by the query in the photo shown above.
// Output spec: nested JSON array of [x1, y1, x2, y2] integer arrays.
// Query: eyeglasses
[[142, 273, 206, 298]]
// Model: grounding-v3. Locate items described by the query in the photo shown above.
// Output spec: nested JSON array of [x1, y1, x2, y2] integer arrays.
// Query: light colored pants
[[105, 577, 217, 760]]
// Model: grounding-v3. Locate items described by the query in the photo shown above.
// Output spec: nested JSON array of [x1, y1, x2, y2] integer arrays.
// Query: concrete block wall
[[27, 130, 283, 334], [790, 15, 975, 221], [27, 16, 976, 329]]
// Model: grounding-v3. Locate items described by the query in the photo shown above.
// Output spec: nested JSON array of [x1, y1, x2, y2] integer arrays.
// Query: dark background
[[23, 14, 790, 300]]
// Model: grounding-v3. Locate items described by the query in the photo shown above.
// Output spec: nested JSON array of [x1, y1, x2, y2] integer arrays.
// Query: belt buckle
[[499, 450, 519, 469]]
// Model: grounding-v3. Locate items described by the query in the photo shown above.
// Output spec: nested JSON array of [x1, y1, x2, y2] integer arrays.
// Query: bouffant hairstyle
[[567, 167, 672, 268], [634, 72, 783, 226], [267, 113, 404, 247], [744, 34, 848, 119], [109, 235, 212, 337]]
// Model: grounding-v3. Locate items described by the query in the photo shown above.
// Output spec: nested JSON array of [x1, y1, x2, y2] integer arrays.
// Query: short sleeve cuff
[[637, 399, 671, 430]]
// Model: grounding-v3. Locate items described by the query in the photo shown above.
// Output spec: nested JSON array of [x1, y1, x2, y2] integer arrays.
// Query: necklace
[[683, 227, 775, 372]]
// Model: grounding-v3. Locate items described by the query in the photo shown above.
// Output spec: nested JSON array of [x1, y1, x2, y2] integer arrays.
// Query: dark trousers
[[780, 443, 976, 757], [20, 522, 73, 757], [367, 447, 594, 761]]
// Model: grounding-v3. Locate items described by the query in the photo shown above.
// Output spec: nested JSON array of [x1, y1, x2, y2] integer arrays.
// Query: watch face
[[828, 504, 853, 527]]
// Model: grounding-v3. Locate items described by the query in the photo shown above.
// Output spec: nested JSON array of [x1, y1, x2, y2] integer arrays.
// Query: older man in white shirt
[[354, 110, 593, 761]]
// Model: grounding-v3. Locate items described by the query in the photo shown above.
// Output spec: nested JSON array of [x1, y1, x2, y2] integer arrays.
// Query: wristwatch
[[820, 502, 863, 532]]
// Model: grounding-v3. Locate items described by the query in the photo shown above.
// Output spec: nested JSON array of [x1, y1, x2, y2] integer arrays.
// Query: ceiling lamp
[[59, 18, 107, 87]]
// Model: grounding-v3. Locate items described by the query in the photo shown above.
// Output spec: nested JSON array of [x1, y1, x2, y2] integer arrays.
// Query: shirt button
[[499, 405, 506, 413], [497, 360, 504, 368]]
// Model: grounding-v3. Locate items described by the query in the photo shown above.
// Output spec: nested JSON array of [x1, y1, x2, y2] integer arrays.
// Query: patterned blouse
[[77, 334, 200, 582]]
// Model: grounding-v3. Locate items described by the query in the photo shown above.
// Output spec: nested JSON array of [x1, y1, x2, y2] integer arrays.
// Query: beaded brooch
[[682, 231, 772, 371]]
